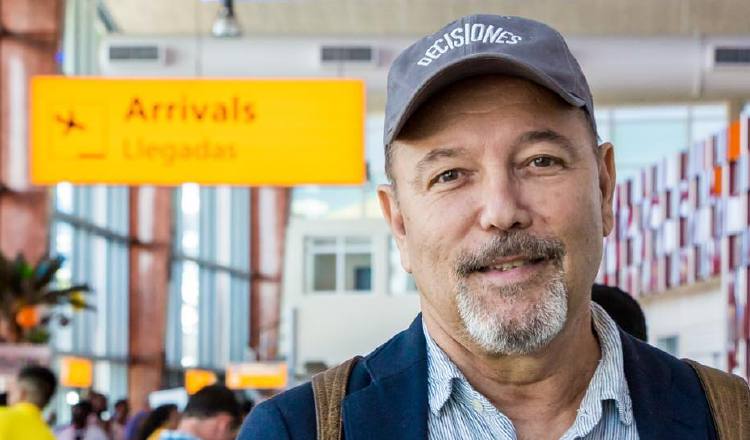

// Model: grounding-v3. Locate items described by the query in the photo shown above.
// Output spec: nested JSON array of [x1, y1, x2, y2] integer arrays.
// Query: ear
[[377, 184, 412, 273], [597, 142, 616, 237], [215, 414, 234, 435]]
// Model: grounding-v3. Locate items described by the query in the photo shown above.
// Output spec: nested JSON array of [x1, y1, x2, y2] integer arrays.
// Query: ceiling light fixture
[[212, 0, 242, 38]]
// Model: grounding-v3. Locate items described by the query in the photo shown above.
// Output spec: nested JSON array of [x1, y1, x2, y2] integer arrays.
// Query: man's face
[[378, 75, 615, 355]]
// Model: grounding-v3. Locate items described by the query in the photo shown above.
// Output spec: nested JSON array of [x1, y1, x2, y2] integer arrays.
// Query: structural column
[[0, 0, 63, 263], [249, 187, 290, 360], [128, 186, 172, 411]]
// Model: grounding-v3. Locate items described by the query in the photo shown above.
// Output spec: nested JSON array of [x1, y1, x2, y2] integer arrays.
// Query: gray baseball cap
[[384, 14, 596, 145]]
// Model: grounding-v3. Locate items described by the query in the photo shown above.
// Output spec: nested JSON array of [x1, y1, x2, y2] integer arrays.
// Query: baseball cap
[[384, 14, 596, 145]]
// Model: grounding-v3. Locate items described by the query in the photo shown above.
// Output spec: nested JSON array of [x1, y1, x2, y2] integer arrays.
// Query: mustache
[[454, 232, 566, 278]]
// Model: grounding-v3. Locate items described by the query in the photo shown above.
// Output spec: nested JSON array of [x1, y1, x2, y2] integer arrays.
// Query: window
[[50, 184, 130, 423], [166, 185, 251, 370], [596, 104, 727, 181], [389, 237, 417, 294], [656, 335, 679, 356], [306, 236, 372, 293]]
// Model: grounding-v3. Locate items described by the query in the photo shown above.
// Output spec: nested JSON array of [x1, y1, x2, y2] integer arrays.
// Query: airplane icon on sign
[[55, 111, 85, 134]]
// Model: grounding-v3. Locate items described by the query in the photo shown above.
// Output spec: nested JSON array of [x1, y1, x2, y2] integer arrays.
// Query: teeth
[[491, 259, 529, 272]]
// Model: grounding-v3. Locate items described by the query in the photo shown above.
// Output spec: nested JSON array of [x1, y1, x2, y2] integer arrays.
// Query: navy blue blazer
[[237, 315, 717, 439]]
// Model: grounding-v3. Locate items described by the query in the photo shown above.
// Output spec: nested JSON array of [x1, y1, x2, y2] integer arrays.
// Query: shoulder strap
[[312, 356, 361, 440], [683, 359, 750, 439]]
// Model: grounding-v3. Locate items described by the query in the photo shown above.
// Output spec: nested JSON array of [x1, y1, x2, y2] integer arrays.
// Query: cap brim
[[386, 53, 587, 145]]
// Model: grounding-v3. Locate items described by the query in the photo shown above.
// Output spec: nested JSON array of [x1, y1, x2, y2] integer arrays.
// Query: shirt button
[[471, 399, 483, 412]]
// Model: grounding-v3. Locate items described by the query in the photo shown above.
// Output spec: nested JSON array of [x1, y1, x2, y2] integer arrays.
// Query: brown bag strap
[[312, 356, 361, 440], [683, 359, 750, 440]]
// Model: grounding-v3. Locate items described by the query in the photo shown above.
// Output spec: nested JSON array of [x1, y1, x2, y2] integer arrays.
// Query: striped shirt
[[423, 303, 639, 439]]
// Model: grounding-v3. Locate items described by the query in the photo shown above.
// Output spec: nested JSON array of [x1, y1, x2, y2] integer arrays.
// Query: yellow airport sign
[[59, 356, 93, 388], [184, 369, 218, 395], [31, 77, 365, 185], [226, 362, 287, 390]]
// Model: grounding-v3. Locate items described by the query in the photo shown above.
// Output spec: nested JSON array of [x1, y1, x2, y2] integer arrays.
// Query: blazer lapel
[[341, 315, 429, 440], [621, 330, 714, 439]]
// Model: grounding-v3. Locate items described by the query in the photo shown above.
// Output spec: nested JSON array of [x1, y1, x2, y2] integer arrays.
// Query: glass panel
[[55, 183, 74, 214], [291, 187, 363, 219], [181, 261, 200, 307], [180, 260, 200, 366], [613, 120, 688, 181], [180, 184, 201, 257], [656, 335, 679, 356], [366, 114, 388, 185], [691, 104, 727, 119], [691, 120, 726, 143], [53, 222, 74, 287], [312, 254, 336, 291], [345, 253, 372, 292], [614, 105, 688, 120], [311, 237, 336, 248]]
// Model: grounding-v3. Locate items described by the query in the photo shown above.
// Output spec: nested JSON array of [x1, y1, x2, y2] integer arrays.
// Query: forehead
[[395, 75, 586, 144]]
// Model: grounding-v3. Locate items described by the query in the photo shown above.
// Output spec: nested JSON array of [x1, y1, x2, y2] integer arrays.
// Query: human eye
[[529, 155, 563, 168], [430, 169, 464, 186]]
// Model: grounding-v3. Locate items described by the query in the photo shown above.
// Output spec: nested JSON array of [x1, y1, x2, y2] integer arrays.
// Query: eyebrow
[[511, 129, 578, 156], [414, 146, 468, 178]]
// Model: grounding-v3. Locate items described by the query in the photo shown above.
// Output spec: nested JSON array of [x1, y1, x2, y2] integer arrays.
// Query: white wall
[[293, 295, 420, 370], [640, 278, 725, 369], [280, 218, 420, 375]]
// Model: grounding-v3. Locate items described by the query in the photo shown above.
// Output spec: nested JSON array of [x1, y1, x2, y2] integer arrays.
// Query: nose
[[477, 171, 532, 232]]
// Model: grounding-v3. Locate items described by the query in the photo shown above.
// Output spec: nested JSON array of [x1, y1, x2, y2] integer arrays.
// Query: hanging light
[[212, 0, 242, 38]]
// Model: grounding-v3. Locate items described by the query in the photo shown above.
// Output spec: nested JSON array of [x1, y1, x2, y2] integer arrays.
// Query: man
[[88, 390, 109, 431], [239, 14, 747, 439], [111, 398, 130, 440], [158, 385, 239, 440], [123, 398, 150, 440], [56, 400, 109, 440], [0, 364, 57, 440]]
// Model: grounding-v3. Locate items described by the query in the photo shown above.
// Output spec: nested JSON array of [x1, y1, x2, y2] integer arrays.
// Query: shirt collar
[[422, 302, 634, 425], [585, 302, 634, 426], [422, 321, 465, 415]]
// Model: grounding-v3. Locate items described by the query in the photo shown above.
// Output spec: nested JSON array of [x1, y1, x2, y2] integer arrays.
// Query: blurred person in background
[[111, 398, 130, 440], [158, 385, 239, 440], [89, 391, 110, 433], [56, 400, 108, 440], [238, 398, 254, 422], [591, 284, 648, 341], [123, 398, 151, 440], [0, 364, 57, 440], [137, 403, 179, 440]]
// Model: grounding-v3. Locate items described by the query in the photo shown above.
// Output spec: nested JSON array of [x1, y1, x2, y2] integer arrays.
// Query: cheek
[[540, 179, 602, 286], [403, 197, 474, 281], [529, 179, 604, 265]]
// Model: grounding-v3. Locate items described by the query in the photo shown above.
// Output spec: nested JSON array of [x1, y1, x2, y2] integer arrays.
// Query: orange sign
[[30, 77, 366, 185], [60, 356, 93, 388], [184, 369, 218, 395], [226, 362, 287, 390]]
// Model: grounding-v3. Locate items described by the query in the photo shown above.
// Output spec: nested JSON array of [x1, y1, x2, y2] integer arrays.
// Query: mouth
[[476, 256, 549, 273], [469, 255, 554, 286]]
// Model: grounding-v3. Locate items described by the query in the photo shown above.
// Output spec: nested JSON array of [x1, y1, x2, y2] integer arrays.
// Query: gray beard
[[456, 271, 568, 356]]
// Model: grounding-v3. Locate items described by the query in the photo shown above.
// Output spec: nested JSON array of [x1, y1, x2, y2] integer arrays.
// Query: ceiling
[[104, 0, 750, 37]]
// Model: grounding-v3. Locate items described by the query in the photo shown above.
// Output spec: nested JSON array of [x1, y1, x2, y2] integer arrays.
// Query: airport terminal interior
[[1, 0, 750, 438]]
